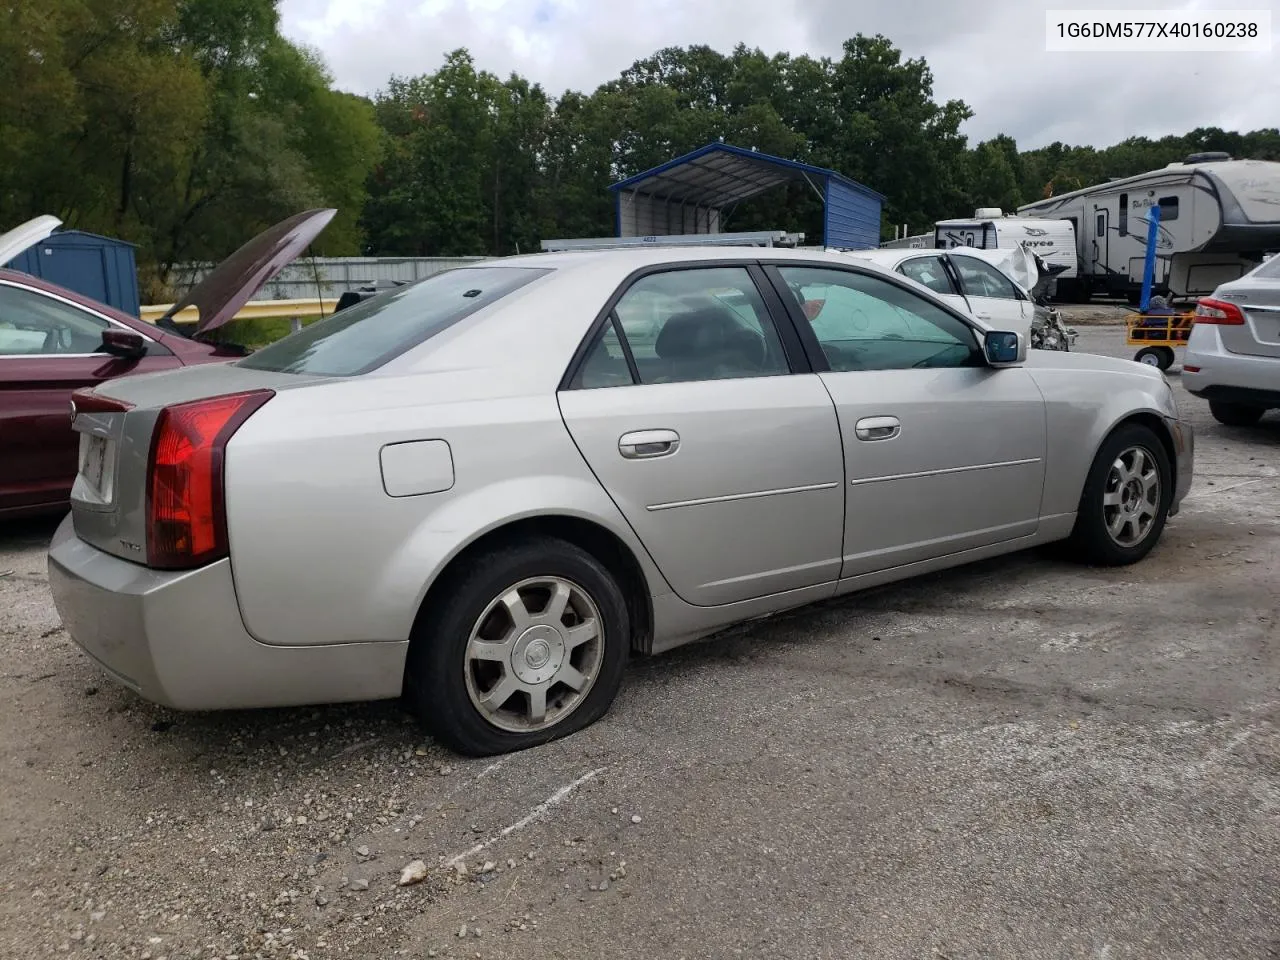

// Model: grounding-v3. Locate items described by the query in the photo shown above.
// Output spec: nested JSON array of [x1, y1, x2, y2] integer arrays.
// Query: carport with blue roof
[[609, 143, 885, 250]]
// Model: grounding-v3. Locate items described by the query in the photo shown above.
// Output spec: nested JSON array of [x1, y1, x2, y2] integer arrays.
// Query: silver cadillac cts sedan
[[48, 247, 1194, 756]]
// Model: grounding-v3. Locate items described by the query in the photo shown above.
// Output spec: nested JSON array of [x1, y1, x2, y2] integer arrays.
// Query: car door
[[1091, 206, 1110, 277], [764, 263, 1047, 579], [557, 263, 846, 607], [0, 280, 180, 512], [947, 253, 1030, 330]]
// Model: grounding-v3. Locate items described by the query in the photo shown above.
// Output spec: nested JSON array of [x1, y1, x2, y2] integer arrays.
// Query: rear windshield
[[236, 266, 550, 376], [1253, 254, 1280, 280]]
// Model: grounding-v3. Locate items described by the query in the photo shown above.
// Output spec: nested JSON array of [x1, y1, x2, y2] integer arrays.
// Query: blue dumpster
[[3, 228, 141, 317]]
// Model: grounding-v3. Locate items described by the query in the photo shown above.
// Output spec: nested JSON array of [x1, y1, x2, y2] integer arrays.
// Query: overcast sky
[[279, 0, 1278, 150]]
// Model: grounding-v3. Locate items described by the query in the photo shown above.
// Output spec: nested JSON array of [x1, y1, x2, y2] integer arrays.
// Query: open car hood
[[160, 208, 336, 337], [0, 215, 62, 266]]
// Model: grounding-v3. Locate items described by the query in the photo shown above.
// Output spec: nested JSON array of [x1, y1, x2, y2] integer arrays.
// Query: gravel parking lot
[[2, 325, 1277, 960]]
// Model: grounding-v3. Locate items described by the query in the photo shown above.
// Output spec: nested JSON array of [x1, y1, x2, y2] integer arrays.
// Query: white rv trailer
[[933, 208, 1078, 280], [1017, 153, 1280, 302]]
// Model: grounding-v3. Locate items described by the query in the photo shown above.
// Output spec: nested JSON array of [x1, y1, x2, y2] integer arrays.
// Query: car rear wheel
[[1067, 423, 1172, 566], [404, 538, 629, 756], [1209, 400, 1266, 427]]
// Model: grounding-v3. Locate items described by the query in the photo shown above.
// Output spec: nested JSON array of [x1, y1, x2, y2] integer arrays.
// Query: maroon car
[[0, 209, 335, 518]]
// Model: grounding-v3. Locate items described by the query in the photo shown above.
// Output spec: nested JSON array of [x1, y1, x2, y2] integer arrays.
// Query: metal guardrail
[[167, 256, 487, 301], [139, 297, 339, 329]]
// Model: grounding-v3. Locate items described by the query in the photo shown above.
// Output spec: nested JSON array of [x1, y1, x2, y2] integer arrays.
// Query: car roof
[[840, 249, 916, 264], [484, 246, 905, 273]]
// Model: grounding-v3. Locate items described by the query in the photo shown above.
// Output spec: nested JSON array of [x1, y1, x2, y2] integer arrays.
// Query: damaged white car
[[843, 245, 1077, 351]]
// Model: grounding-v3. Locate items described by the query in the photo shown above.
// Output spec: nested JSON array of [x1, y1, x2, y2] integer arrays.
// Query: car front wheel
[[1209, 400, 1266, 427], [1067, 423, 1172, 566], [405, 537, 630, 756]]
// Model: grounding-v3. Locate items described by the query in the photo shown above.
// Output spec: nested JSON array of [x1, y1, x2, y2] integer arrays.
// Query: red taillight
[[1194, 298, 1246, 325], [145, 390, 273, 569], [1183, 365, 1201, 373]]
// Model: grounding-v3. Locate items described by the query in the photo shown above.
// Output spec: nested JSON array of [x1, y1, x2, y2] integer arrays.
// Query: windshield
[[236, 265, 550, 376]]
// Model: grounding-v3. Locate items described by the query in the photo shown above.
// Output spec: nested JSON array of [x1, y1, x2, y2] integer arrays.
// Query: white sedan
[[841, 247, 1055, 345]]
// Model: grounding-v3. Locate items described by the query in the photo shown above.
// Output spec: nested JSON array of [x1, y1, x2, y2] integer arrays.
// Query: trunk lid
[[69, 364, 329, 564], [157, 208, 336, 339], [1211, 275, 1280, 359], [0, 215, 61, 265]]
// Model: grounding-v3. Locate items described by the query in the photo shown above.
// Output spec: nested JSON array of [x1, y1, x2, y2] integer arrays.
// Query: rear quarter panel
[[1028, 365, 1180, 518], [222, 373, 669, 647]]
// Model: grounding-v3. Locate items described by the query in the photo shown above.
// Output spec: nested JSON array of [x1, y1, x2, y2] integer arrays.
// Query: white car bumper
[[1182, 325, 1280, 409]]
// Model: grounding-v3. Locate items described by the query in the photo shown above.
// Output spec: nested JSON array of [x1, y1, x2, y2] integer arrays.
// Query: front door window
[[0, 284, 110, 356]]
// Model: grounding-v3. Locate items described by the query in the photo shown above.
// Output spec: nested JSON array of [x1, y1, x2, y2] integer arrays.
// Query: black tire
[[404, 537, 630, 757], [1209, 400, 1266, 427], [1133, 346, 1173, 370], [1067, 422, 1173, 567]]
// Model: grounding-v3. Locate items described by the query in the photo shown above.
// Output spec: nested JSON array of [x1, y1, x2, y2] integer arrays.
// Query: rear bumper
[[47, 515, 408, 711], [1184, 383, 1280, 408], [1183, 326, 1280, 407]]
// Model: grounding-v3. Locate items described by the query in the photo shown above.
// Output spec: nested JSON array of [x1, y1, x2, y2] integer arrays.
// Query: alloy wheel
[[463, 576, 604, 733], [1102, 445, 1161, 547]]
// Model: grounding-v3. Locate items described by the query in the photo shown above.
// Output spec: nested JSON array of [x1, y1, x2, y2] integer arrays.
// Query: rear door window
[[1255, 255, 1280, 280], [572, 267, 792, 388], [897, 256, 955, 295], [236, 266, 550, 376]]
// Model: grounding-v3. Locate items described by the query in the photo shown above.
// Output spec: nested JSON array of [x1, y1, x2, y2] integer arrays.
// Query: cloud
[[279, 0, 1279, 149]]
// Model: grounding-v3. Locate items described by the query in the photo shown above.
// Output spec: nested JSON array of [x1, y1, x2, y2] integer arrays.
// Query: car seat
[[652, 307, 767, 382]]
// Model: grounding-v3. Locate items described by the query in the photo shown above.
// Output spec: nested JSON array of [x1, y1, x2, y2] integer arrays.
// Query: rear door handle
[[854, 416, 900, 441], [619, 429, 680, 459]]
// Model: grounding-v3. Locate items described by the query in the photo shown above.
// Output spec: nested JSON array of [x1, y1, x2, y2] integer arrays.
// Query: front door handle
[[619, 429, 680, 459], [854, 416, 900, 442]]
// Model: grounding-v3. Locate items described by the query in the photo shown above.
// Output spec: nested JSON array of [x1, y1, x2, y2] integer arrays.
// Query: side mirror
[[983, 330, 1026, 367], [100, 328, 147, 359]]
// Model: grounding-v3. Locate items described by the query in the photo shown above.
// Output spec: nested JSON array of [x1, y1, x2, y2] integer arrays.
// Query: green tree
[[13, 17, 1280, 274], [967, 139, 1023, 212], [0, 0, 380, 298], [827, 35, 972, 236]]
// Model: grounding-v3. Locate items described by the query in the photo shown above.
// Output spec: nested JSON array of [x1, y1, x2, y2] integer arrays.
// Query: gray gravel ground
[[1, 326, 1277, 960]]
